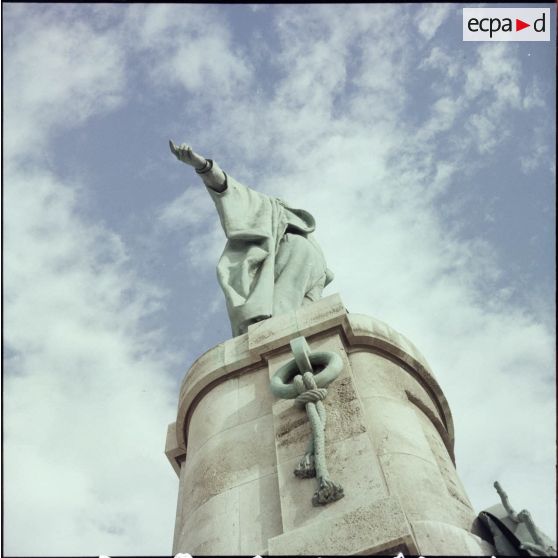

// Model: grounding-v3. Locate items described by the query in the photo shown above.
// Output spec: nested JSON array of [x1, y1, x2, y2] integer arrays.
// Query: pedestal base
[[165, 294, 494, 555]]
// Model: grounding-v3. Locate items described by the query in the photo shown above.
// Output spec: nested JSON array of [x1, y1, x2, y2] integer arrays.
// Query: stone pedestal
[[165, 294, 494, 555]]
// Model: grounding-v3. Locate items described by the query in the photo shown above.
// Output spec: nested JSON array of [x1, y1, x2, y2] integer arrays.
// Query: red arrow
[[516, 19, 530, 31]]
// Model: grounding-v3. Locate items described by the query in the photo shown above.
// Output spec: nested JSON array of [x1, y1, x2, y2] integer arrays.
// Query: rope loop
[[270, 350, 342, 400]]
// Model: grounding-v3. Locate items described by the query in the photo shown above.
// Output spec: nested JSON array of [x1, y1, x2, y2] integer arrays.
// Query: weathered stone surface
[[406, 389, 455, 464], [176, 342, 228, 449], [187, 377, 239, 454], [268, 497, 417, 555], [223, 332, 252, 373], [295, 293, 347, 338], [350, 350, 446, 427], [238, 367, 275, 425], [379, 452, 476, 531], [411, 520, 496, 555], [185, 367, 275, 457], [182, 413, 276, 515], [172, 452, 190, 553], [165, 422, 185, 476], [239, 473, 283, 555], [248, 310, 299, 355], [345, 313, 428, 369], [350, 350, 408, 400], [179, 341, 226, 396], [362, 395, 439, 464], [276, 432, 388, 532], [415, 407, 472, 508], [345, 312, 455, 445], [174, 484, 240, 555]]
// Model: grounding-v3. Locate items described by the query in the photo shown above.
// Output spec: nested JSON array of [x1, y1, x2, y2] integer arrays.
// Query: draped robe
[[203, 164, 333, 336]]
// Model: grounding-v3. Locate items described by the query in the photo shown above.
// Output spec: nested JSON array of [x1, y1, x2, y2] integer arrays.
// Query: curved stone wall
[[166, 294, 493, 556]]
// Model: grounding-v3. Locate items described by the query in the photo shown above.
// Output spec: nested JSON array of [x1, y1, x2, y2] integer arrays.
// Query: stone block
[[238, 368, 274, 426], [346, 314, 430, 373], [172, 458, 189, 552], [403, 380, 447, 433], [187, 377, 239, 454], [415, 408, 470, 507], [165, 422, 186, 476], [362, 395, 437, 465], [346, 313, 394, 344], [411, 520, 495, 556], [176, 343, 229, 448], [248, 310, 299, 355], [182, 413, 276, 515], [175, 485, 240, 555], [276, 432, 388, 533], [350, 350, 407, 400], [345, 313, 454, 447], [268, 496, 417, 556], [349, 341, 447, 432], [379, 452, 476, 531], [239, 473, 283, 555], [295, 293, 347, 338], [180, 342, 226, 396], [223, 332, 254, 373]]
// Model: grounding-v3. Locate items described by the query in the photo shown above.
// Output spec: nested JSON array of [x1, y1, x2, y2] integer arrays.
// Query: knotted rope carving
[[270, 336, 344, 506]]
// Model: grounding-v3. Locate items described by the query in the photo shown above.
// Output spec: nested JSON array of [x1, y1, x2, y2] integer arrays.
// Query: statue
[[478, 481, 557, 556], [169, 141, 334, 337]]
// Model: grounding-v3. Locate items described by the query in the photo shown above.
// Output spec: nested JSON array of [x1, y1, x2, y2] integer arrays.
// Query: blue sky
[[2, 3, 556, 555]]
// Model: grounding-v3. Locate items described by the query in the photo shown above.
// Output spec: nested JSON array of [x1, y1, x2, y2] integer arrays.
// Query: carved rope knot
[[295, 384, 328, 407], [270, 336, 345, 507]]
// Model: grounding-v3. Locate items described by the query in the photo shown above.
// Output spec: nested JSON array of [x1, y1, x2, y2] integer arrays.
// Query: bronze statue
[[170, 141, 333, 336]]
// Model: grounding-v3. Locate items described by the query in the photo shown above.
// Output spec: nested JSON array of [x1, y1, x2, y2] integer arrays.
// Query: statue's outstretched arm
[[169, 140, 227, 193]]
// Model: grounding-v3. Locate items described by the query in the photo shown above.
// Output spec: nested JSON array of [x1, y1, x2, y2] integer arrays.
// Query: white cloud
[[3, 5, 181, 555], [3, 163, 180, 555], [3, 11, 125, 158], [467, 112, 501, 153], [158, 184, 215, 230], [156, 179, 226, 273], [420, 45, 460, 79], [182, 224, 224, 271], [167, 37, 252, 95], [520, 142, 548, 174], [519, 124, 553, 176], [414, 39, 545, 166], [418, 95, 463, 141], [415, 3, 453, 41], [123, 4, 205, 50], [122, 4, 253, 99], [523, 78, 546, 110], [464, 42, 522, 119]]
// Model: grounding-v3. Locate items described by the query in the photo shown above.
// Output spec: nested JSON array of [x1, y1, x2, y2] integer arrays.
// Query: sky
[[2, 3, 556, 556]]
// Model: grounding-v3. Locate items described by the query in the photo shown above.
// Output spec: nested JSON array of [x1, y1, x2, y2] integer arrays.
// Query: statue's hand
[[169, 140, 206, 169]]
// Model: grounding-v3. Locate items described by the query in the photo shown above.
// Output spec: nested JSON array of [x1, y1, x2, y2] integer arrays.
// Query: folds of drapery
[[205, 164, 333, 336]]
